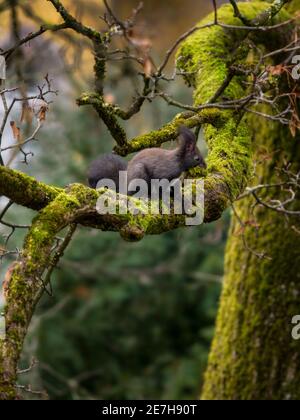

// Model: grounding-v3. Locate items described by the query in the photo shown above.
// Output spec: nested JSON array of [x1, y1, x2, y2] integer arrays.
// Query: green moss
[[206, 117, 252, 198], [203, 128, 300, 399], [93, 41, 107, 94], [176, 5, 259, 216], [175, 1, 291, 224], [116, 109, 222, 156], [177, 2, 290, 103], [0, 166, 62, 210], [1, 190, 87, 399], [119, 223, 145, 242], [200, 1, 300, 400], [287, 0, 300, 14]]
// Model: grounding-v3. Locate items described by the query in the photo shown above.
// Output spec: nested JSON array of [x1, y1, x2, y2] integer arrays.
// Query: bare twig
[[229, 0, 252, 26], [3, 23, 68, 60], [34, 223, 78, 304]]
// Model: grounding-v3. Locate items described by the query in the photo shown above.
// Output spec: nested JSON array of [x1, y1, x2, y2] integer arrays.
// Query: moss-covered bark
[[0, 190, 82, 399], [202, 111, 300, 401], [177, 1, 291, 222], [0, 166, 63, 210], [201, 0, 300, 400]]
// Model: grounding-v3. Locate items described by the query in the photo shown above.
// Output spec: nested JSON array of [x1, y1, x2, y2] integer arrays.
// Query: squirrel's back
[[127, 148, 181, 182], [87, 153, 127, 190], [87, 126, 206, 193]]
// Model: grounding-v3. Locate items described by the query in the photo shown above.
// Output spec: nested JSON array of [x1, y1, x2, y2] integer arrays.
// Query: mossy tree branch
[[0, 166, 63, 211], [0, 190, 83, 399], [200, 0, 300, 400], [77, 93, 127, 148]]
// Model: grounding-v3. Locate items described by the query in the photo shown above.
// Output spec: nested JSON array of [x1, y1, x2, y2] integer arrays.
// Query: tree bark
[[202, 119, 300, 401], [202, 0, 300, 400]]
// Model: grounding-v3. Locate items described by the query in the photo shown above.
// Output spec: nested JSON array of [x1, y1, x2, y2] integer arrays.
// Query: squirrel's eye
[[194, 155, 200, 161]]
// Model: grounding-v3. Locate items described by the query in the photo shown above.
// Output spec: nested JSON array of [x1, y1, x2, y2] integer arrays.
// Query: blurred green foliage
[[32, 224, 226, 400]]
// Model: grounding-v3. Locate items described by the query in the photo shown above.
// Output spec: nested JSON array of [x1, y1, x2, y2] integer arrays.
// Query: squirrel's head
[[178, 126, 207, 171]]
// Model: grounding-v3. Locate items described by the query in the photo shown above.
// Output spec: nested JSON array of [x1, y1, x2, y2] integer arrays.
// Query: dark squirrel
[[87, 126, 206, 192], [87, 153, 127, 190]]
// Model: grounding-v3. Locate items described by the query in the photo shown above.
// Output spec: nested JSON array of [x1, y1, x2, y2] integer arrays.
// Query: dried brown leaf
[[2, 262, 18, 300], [20, 103, 33, 124], [143, 58, 152, 77], [38, 106, 48, 122], [10, 121, 21, 141], [28, 98, 49, 120], [267, 64, 287, 76], [289, 113, 300, 137]]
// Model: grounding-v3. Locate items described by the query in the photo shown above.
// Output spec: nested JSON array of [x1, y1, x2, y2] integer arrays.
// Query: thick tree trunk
[[201, 0, 300, 401], [202, 120, 300, 400]]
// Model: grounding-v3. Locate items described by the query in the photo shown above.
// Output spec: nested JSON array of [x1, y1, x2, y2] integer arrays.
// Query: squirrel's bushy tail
[[87, 153, 127, 190]]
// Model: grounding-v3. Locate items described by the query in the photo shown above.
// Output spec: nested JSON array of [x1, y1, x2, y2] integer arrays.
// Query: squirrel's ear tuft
[[178, 125, 196, 151]]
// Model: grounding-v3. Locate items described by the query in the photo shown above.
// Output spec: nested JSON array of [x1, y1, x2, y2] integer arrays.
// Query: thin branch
[[45, 224, 77, 285], [231, 203, 269, 260], [237, 182, 297, 200], [34, 223, 77, 304], [103, 0, 125, 31], [229, 0, 252, 26], [17, 358, 38, 375], [252, 190, 300, 216], [20, 2, 91, 49], [157, 22, 215, 75], [77, 93, 127, 146], [15, 384, 47, 398], [47, 0, 103, 42], [114, 77, 151, 120], [3, 23, 68, 60], [0, 120, 42, 153], [156, 1, 293, 76], [0, 200, 13, 221], [212, 0, 218, 24]]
